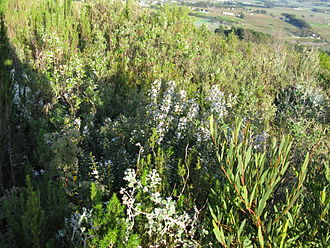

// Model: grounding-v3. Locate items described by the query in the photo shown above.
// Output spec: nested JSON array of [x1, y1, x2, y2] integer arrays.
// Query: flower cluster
[[60, 208, 94, 248], [147, 80, 197, 143], [205, 84, 228, 120], [120, 168, 200, 247], [147, 80, 234, 145]]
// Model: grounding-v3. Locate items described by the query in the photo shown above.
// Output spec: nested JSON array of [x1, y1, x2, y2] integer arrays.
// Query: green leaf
[[287, 211, 293, 225], [299, 152, 309, 186], [238, 219, 246, 239], [260, 169, 269, 185], [209, 205, 217, 221], [238, 154, 243, 175], [280, 161, 290, 176], [243, 238, 253, 247], [249, 184, 257, 208], [258, 226, 264, 248], [245, 146, 252, 168], [213, 220, 226, 245], [280, 220, 289, 248], [4, 59, 12, 66], [257, 187, 273, 217], [242, 185, 248, 204], [325, 163, 330, 182]]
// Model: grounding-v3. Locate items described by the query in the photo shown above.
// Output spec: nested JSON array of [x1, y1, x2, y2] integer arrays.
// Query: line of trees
[[281, 13, 312, 29]]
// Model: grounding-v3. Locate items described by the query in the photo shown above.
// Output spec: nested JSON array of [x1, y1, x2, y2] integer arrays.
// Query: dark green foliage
[[2, 176, 68, 248], [21, 176, 45, 248], [215, 26, 272, 42], [0, 0, 12, 195], [281, 13, 311, 29], [88, 184, 140, 248], [253, 9, 268, 14]]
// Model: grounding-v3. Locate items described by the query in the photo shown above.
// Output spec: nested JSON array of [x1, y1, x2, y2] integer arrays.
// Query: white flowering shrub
[[120, 168, 200, 248], [85, 80, 246, 215], [274, 83, 329, 161], [93, 80, 238, 204], [146, 80, 199, 144], [146, 80, 235, 145], [275, 84, 328, 123], [63, 207, 93, 248]]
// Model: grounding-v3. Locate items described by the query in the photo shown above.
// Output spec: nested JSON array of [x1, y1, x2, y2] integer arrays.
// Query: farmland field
[[182, 0, 330, 50]]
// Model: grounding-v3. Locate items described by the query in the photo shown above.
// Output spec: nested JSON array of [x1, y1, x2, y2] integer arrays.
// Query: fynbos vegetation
[[0, 0, 329, 247]]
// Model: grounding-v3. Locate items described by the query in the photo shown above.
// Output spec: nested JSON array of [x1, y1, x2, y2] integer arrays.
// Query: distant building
[[199, 9, 209, 14], [222, 12, 235, 16]]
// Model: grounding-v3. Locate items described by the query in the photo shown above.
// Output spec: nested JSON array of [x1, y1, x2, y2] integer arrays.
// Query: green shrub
[[61, 183, 140, 248], [2, 176, 67, 248], [208, 120, 325, 247]]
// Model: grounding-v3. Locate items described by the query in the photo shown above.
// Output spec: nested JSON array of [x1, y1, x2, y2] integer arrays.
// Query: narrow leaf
[[213, 220, 226, 246], [238, 219, 246, 239], [258, 226, 264, 248], [257, 187, 273, 217]]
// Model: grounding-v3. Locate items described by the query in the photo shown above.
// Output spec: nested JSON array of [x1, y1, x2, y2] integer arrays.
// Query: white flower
[[91, 169, 99, 179], [205, 85, 227, 119]]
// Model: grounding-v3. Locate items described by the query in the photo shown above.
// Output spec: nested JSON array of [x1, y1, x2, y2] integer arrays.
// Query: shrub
[[208, 120, 316, 247], [2, 176, 67, 248]]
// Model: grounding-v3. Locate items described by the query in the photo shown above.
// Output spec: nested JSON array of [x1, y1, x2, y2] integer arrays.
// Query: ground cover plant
[[0, 0, 329, 247]]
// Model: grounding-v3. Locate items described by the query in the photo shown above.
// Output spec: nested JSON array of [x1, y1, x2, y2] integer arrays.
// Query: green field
[[186, 2, 330, 50]]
